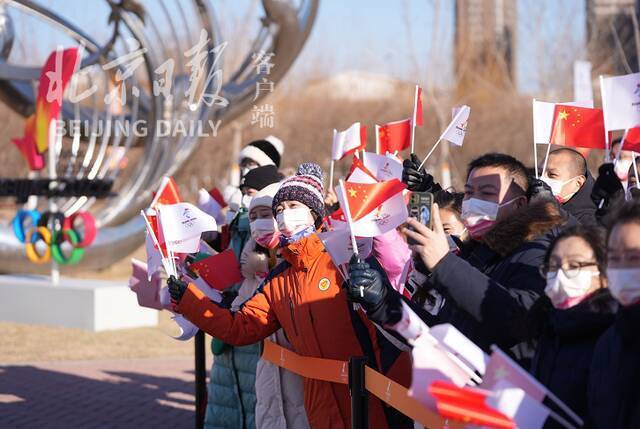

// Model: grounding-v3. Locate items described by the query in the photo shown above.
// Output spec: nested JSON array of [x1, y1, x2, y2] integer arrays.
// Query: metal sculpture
[[0, 0, 318, 272]]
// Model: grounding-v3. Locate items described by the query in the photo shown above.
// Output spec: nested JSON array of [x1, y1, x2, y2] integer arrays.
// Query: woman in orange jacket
[[169, 163, 412, 429]]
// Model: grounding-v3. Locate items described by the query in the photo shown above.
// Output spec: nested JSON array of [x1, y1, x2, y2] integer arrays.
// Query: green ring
[[51, 229, 84, 265]]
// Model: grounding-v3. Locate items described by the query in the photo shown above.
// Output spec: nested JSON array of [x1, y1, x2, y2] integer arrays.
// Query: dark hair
[[544, 225, 607, 277], [549, 147, 587, 176], [467, 153, 529, 194], [434, 190, 463, 215], [605, 199, 640, 244], [610, 137, 622, 150]]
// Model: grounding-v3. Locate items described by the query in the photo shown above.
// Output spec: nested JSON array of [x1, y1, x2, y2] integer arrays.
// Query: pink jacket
[[372, 229, 411, 290]]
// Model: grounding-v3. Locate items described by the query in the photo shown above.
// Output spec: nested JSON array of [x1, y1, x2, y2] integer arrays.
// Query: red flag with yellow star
[[342, 179, 406, 221], [151, 177, 182, 209], [189, 249, 242, 291], [549, 105, 606, 149], [376, 118, 412, 154]]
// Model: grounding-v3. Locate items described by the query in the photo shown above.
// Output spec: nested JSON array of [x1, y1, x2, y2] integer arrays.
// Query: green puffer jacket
[[205, 210, 258, 429], [204, 341, 260, 429]]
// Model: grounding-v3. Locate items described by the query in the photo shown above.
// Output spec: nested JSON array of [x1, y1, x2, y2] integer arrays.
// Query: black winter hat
[[238, 139, 283, 167], [240, 165, 282, 191]]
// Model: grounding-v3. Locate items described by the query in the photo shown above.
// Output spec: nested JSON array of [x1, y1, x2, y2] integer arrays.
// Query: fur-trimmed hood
[[482, 200, 569, 257]]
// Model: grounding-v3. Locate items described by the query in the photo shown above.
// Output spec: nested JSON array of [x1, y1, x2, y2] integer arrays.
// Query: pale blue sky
[[9, 0, 587, 94]]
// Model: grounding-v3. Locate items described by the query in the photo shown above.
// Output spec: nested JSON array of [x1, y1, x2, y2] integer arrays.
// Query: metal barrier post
[[195, 330, 207, 429], [349, 356, 369, 429]]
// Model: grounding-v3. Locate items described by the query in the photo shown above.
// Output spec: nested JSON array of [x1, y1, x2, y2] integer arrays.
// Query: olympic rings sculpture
[[11, 210, 96, 265]]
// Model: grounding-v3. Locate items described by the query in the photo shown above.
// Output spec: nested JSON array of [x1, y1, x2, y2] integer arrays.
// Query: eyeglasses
[[539, 261, 598, 279]]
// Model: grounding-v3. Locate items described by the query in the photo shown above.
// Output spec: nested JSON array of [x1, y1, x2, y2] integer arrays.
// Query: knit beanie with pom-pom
[[271, 163, 325, 221]]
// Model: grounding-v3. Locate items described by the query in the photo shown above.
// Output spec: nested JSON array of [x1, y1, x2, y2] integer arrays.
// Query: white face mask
[[545, 269, 599, 309], [607, 268, 640, 306], [615, 159, 633, 181], [541, 176, 579, 203], [241, 194, 253, 209], [276, 207, 314, 237], [461, 197, 518, 239], [250, 218, 280, 249]]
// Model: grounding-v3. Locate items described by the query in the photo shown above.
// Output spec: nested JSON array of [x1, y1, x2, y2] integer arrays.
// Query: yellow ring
[[25, 227, 51, 264]]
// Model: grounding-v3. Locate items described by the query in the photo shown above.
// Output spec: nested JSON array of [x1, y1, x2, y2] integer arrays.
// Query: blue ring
[[12, 210, 41, 243]]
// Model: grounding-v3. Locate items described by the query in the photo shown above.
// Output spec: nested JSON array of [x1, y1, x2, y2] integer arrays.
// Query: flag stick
[[614, 128, 629, 164], [329, 160, 335, 192], [600, 75, 611, 162], [339, 179, 362, 297], [541, 143, 552, 177], [375, 125, 380, 155], [418, 137, 442, 170], [633, 152, 639, 188], [411, 122, 416, 153], [533, 98, 539, 178], [545, 389, 584, 428], [411, 85, 418, 153], [141, 210, 173, 276]]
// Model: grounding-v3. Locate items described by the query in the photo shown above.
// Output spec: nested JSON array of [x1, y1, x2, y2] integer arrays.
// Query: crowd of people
[[147, 134, 639, 429]]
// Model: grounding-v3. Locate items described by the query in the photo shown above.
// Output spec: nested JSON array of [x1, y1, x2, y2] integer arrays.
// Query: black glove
[[527, 178, 557, 205], [168, 275, 188, 304], [347, 256, 402, 325], [591, 163, 623, 207], [629, 187, 640, 201], [402, 153, 442, 193]]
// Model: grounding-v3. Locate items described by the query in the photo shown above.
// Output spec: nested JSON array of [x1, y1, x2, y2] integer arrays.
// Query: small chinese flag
[[151, 177, 182, 208], [549, 105, 606, 149], [376, 118, 412, 154], [208, 187, 228, 209], [343, 179, 406, 221], [428, 381, 515, 429], [347, 155, 377, 181], [190, 249, 243, 291], [622, 127, 640, 152], [413, 85, 424, 127]]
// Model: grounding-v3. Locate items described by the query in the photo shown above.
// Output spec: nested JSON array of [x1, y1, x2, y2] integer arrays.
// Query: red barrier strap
[[262, 340, 348, 385], [261, 340, 463, 429]]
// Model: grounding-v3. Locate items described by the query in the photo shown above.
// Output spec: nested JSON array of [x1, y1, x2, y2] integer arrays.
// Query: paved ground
[[0, 357, 201, 429]]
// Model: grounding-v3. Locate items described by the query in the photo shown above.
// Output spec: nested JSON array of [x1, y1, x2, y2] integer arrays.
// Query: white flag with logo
[[532, 99, 594, 144], [332, 122, 364, 161], [318, 228, 373, 271], [158, 202, 217, 253], [601, 72, 640, 131], [440, 105, 470, 146], [574, 60, 593, 102], [361, 152, 403, 181]]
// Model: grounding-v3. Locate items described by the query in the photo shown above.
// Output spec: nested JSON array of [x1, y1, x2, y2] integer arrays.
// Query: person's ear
[[575, 175, 586, 190], [515, 195, 528, 209]]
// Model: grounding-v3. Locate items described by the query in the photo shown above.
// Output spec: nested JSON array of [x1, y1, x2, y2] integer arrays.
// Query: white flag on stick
[[441, 105, 470, 146], [601, 72, 640, 131], [487, 381, 552, 429], [158, 202, 217, 254], [573, 60, 593, 102], [332, 122, 365, 161]]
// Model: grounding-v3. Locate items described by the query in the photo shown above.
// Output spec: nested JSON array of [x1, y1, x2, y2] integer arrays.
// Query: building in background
[[454, 0, 517, 91], [586, 0, 638, 74]]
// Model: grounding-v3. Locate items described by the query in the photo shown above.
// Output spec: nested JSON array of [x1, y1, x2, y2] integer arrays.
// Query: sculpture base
[[0, 274, 157, 331]]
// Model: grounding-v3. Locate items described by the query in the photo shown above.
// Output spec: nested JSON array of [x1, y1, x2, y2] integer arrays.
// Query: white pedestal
[[0, 275, 158, 331]]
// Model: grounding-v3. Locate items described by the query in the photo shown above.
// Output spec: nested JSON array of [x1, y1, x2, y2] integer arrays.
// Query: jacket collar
[[281, 233, 325, 270]]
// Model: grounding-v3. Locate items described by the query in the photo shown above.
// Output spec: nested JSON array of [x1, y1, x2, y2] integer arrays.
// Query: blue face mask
[[279, 225, 315, 246]]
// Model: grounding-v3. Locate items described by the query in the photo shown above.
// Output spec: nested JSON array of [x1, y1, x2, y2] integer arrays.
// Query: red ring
[[62, 211, 97, 248]]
